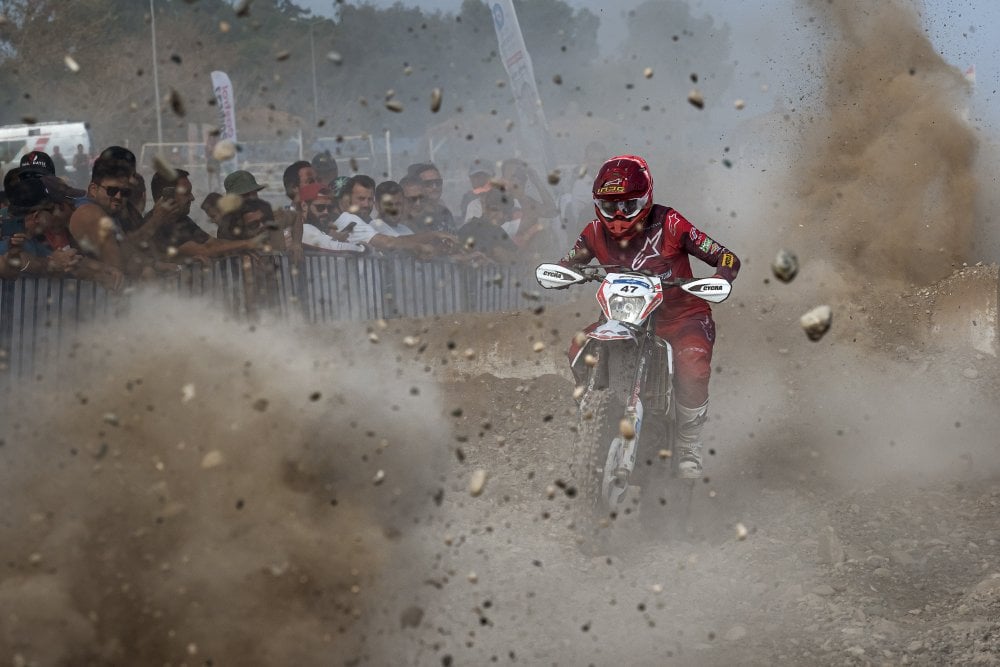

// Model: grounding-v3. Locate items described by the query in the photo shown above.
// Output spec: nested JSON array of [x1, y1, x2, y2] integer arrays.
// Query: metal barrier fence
[[0, 253, 545, 378]]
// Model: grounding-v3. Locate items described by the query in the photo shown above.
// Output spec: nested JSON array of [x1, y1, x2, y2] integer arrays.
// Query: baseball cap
[[299, 182, 333, 203], [20, 151, 56, 174], [223, 170, 267, 195], [331, 176, 350, 199], [311, 151, 338, 176], [468, 158, 491, 177], [4, 167, 57, 213], [40, 174, 85, 202]]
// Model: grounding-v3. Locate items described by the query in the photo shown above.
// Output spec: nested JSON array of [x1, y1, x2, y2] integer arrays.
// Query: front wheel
[[572, 386, 615, 527]]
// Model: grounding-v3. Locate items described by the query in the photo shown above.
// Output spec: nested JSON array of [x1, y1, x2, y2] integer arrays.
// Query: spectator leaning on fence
[[95, 146, 146, 235], [407, 162, 455, 233], [335, 174, 376, 227], [144, 169, 266, 262], [456, 186, 519, 265], [223, 170, 267, 200], [69, 158, 133, 270], [343, 178, 460, 259], [280, 160, 318, 263], [0, 168, 123, 289], [298, 182, 364, 254]]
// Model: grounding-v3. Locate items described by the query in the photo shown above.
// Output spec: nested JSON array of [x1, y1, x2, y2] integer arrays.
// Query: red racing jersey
[[560, 204, 741, 321]]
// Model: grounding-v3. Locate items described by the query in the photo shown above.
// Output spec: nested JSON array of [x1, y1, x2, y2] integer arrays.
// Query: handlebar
[[576, 264, 687, 286]]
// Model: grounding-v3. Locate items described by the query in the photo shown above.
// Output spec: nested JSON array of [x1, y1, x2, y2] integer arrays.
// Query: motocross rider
[[559, 155, 740, 478]]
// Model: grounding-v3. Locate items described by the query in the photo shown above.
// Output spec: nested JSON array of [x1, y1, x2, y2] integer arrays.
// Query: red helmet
[[592, 155, 653, 240]]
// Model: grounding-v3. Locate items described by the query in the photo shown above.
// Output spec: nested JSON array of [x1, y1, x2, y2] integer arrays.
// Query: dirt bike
[[535, 262, 731, 528]]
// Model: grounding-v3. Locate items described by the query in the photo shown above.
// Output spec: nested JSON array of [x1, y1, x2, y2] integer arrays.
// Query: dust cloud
[[791, 0, 977, 286], [0, 293, 447, 665]]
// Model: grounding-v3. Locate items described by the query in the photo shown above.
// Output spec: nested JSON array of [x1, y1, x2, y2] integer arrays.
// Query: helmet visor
[[595, 193, 649, 220]]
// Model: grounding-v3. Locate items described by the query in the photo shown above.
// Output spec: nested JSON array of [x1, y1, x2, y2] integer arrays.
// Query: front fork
[[602, 331, 652, 507]]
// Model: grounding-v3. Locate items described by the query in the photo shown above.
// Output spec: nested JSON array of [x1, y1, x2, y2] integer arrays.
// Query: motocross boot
[[675, 400, 709, 479]]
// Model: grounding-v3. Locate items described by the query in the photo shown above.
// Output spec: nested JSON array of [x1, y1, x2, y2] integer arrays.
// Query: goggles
[[595, 193, 649, 220]]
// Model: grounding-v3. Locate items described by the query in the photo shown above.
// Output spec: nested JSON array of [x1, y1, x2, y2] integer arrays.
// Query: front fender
[[569, 321, 637, 373], [587, 320, 637, 342]]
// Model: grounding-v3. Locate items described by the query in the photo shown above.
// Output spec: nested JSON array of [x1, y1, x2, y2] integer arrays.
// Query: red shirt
[[560, 205, 740, 321]]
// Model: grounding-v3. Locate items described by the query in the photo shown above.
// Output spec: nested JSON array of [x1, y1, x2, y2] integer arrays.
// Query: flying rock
[[772, 249, 799, 282], [687, 89, 705, 109], [468, 469, 487, 496], [430, 87, 442, 113], [212, 139, 237, 162], [800, 305, 832, 341]]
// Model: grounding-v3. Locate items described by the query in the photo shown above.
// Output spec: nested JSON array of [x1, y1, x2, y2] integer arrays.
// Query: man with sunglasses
[[69, 159, 134, 270], [407, 162, 456, 233], [298, 182, 364, 254], [558, 154, 741, 479], [0, 168, 124, 290]]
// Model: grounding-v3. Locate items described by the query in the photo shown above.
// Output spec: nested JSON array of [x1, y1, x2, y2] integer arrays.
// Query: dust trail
[[0, 293, 447, 665], [794, 0, 976, 286]]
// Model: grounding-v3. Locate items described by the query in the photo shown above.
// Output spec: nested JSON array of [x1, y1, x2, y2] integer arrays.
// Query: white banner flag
[[211, 70, 238, 169], [491, 0, 556, 171]]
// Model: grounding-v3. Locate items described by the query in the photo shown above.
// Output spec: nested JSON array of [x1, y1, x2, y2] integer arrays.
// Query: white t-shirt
[[369, 218, 414, 238], [301, 222, 364, 253], [463, 197, 522, 236], [334, 212, 373, 246]]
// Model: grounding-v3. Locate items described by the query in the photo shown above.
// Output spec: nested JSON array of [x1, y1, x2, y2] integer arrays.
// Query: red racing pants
[[568, 312, 716, 408]]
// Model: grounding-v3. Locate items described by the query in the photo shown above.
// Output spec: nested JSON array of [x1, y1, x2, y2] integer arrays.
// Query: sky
[[294, 0, 1000, 132]]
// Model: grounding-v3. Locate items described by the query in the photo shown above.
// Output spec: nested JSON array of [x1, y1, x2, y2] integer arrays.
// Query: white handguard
[[681, 277, 731, 303], [535, 263, 588, 290]]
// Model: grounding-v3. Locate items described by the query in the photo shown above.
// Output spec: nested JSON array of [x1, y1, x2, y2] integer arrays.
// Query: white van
[[0, 121, 91, 175]]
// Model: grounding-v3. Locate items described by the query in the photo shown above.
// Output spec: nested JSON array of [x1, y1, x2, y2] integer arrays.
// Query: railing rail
[[0, 252, 546, 378]]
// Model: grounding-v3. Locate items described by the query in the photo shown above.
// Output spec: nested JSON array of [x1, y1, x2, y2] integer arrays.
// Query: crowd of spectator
[[0, 142, 593, 291]]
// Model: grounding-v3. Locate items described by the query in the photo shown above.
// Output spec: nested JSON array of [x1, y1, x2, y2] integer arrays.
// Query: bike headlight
[[607, 295, 644, 324]]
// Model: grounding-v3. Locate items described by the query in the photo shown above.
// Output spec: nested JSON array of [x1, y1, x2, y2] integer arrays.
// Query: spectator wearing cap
[[1, 168, 79, 277], [406, 162, 456, 233], [223, 170, 267, 200], [0, 168, 123, 289], [20, 150, 56, 175], [141, 169, 266, 263], [311, 151, 339, 187], [297, 182, 364, 254]]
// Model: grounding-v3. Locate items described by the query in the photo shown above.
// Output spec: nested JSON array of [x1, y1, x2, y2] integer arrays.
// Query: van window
[[0, 139, 26, 163]]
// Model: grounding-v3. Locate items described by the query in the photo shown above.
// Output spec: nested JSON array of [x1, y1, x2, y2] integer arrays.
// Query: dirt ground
[[3, 273, 999, 666], [354, 271, 1000, 666]]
